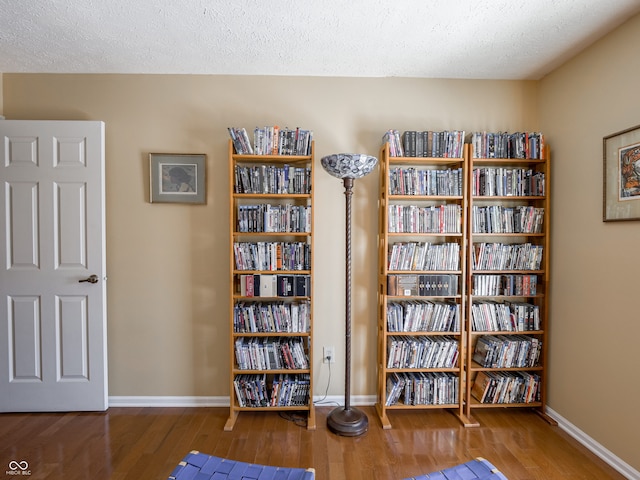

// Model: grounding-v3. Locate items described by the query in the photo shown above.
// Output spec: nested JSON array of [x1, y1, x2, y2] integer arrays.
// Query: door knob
[[79, 274, 99, 284]]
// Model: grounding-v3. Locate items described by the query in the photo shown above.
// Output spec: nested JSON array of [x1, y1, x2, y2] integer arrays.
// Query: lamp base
[[327, 406, 369, 436]]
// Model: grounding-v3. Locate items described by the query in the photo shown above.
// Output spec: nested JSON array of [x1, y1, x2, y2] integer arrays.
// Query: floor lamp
[[320, 153, 378, 436]]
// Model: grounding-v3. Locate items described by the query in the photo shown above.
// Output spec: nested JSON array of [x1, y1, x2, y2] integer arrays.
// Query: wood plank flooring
[[0, 406, 626, 480]]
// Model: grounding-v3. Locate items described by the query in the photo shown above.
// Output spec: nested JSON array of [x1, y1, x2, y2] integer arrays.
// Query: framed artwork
[[150, 153, 206, 204], [603, 125, 640, 221]]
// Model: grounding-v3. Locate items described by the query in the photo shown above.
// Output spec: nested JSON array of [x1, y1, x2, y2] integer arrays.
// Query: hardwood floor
[[0, 406, 626, 480]]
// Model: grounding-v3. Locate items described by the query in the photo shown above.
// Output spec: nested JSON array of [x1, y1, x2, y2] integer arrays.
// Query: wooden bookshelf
[[465, 133, 555, 426], [225, 138, 316, 431], [375, 133, 474, 428]]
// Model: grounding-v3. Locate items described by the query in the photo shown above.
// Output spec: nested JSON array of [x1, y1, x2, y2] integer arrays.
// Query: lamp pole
[[343, 177, 354, 411], [320, 153, 377, 437], [326, 176, 369, 436]]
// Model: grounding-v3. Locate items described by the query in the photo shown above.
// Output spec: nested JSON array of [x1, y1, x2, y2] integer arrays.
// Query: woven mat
[[403, 457, 508, 480], [168, 450, 315, 480]]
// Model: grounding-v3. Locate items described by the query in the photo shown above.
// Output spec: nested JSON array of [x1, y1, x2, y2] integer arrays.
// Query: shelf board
[[471, 195, 545, 200], [471, 158, 545, 165], [383, 367, 460, 373], [387, 232, 463, 237], [471, 269, 543, 274], [234, 269, 311, 275], [389, 194, 464, 200], [470, 330, 543, 335], [386, 270, 462, 275], [233, 368, 311, 374], [232, 331, 311, 337], [470, 294, 544, 299], [232, 405, 313, 412], [233, 193, 311, 199], [233, 295, 311, 300], [385, 294, 462, 300], [383, 403, 460, 410], [469, 363, 544, 372], [467, 401, 543, 408], [388, 156, 465, 165], [470, 232, 545, 237], [386, 331, 462, 336], [233, 154, 312, 162]]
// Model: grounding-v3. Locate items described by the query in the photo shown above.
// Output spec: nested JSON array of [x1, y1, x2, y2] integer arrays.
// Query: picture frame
[[149, 153, 206, 204], [603, 124, 640, 221]]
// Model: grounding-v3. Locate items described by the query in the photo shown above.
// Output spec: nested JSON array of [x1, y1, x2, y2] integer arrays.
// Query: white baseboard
[[546, 407, 639, 480], [108, 394, 377, 408], [312, 394, 377, 407], [108, 396, 228, 407]]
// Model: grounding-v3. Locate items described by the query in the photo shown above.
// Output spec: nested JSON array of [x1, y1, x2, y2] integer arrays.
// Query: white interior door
[[0, 120, 107, 412]]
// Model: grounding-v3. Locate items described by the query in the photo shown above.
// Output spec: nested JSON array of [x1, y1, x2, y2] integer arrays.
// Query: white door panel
[[7, 181, 39, 268], [0, 120, 107, 412], [8, 295, 41, 380]]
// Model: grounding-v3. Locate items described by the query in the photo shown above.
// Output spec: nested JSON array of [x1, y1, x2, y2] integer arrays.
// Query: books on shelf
[[472, 206, 544, 234], [386, 335, 459, 369], [228, 126, 313, 156], [237, 204, 311, 233], [234, 164, 311, 194], [471, 132, 545, 160], [233, 301, 310, 333], [383, 130, 404, 157], [385, 371, 459, 406], [228, 129, 315, 429], [471, 242, 543, 271], [228, 127, 253, 155], [471, 166, 545, 197], [234, 242, 311, 271], [377, 132, 469, 423], [234, 336, 309, 370], [472, 334, 541, 368], [383, 129, 466, 158], [387, 274, 459, 297], [387, 242, 460, 271], [386, 300, 460, 333], [472, 275, 537, 297], [270, 373, 311, 406], [471, 300, 540, 331], [239, 274, 310, 297], [388, 166, 463, 196], [471, 371, 541, 404], [233, 373, 310, 407], [387, 204, 461, 233]]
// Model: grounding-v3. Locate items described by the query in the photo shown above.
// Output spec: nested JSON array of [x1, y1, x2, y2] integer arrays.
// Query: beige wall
[[3, 14, 638, 471], [1, 74, 538, 398], [539, 13, 640, 471]]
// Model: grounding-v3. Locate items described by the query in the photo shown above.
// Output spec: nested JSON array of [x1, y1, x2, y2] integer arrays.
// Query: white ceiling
[[2, 0, 640, 80]]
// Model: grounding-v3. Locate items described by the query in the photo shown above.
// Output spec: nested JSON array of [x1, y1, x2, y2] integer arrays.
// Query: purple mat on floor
[[168, 450, 315, 480], [403, 458, 508, 480]]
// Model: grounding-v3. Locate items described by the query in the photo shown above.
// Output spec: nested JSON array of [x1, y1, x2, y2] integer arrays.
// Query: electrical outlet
[[323, 346, 335, 364]]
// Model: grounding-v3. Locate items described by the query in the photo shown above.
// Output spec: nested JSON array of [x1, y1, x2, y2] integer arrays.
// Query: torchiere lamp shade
[[320, 153, 378, 179]]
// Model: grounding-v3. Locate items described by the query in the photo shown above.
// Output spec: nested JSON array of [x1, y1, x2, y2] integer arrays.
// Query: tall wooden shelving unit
[[376, 138, 475, 429], [464, 134, 555, 425], [225, 139, 316, 431]]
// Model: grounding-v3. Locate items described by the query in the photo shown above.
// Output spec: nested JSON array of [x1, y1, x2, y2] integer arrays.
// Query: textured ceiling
[[2, 0, 640, 79]]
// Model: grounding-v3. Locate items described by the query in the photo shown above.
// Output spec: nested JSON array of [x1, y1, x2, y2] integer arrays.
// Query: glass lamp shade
[[320, 153, 378, 179]]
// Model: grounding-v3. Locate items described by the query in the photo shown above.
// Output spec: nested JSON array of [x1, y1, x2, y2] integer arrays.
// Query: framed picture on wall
[[603, 124, 640, 221], [150, 153, 206, 204]]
